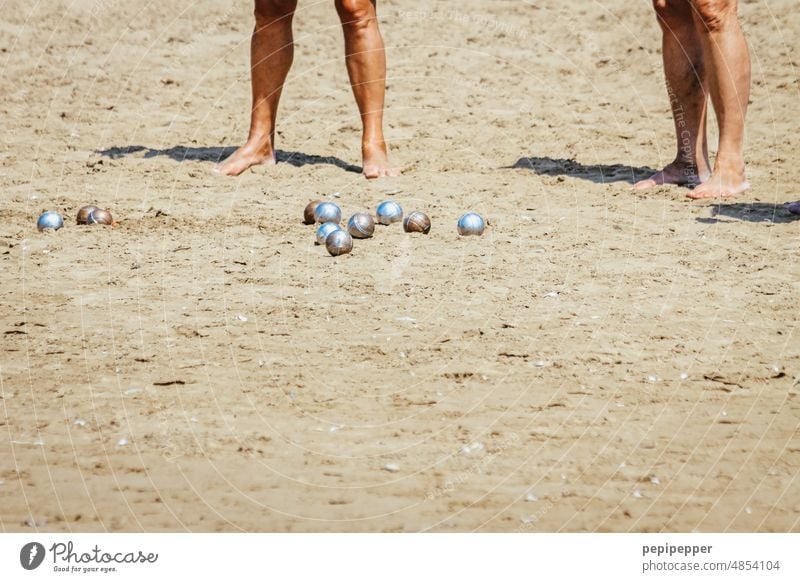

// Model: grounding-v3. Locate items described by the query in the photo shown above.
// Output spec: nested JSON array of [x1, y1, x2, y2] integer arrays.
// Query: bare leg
[[686, 0, 750, 199], [635, 0, 711, 190], [214, 0, 296, 176], [335, 0, 398, 179]]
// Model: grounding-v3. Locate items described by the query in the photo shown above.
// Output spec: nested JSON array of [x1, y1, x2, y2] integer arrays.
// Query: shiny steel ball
[[376, 201, 403, 225], [87, 208, 113, 225], [403, 211, 431, 234], [76, 205, 99, 225], [314, 201, 342, 224], [36, 211, 64, 232], [347, 212, 375, 239], [457, 212, 485, 236], [325, 229, 353, 257], [304, 199, 323, 224], [315, 222, 341, 245]]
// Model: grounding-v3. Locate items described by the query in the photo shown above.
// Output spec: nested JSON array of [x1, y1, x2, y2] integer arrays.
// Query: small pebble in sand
[[383, 463, 400, 473]]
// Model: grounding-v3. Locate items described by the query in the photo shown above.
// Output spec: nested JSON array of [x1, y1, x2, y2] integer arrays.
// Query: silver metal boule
[[76, 205, 99, 225], [457, 212, 485, 236], [315, 222, 341, 245], [314, 201, 342, 224], [376, 201, 403, 225], [37, 211, 64, 232], [87, 208, 113, 225], [403, 211, 431, 234], [347, 212, 375, 239], [304, 199, 322, 224], [325, 229, 353, 256]]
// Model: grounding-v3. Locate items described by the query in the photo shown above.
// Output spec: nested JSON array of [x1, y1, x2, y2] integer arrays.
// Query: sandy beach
[[1, 0, 798, 532]]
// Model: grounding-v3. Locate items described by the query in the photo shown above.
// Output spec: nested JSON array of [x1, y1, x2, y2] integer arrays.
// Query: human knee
[[335, 0, 375, 28], [691, 0, 738, 31], [254, 0, 297, 23], [653, 0, 691, 28]]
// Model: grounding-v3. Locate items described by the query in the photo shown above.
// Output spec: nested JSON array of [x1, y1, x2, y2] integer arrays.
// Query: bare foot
[[362, 141, 399, 179], [212, 139, 276, 176], [634, 160, 708, 190], [686, 161, 749, 199]]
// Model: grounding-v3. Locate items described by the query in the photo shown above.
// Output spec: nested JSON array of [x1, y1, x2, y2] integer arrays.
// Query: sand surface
[[1, 0, 799, 532]]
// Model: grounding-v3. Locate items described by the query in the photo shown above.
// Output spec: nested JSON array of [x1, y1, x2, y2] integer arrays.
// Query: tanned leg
[[335, 0, 398, 178], [214, 0, 297, 176], [686, 0, 750, 199], [635, 0, 711, 190]]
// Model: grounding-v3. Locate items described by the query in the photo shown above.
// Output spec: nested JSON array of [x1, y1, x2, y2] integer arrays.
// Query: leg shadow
[[696, 202, 800, 225], [96, 145, 361, 173], [510, 156, 656, 185]]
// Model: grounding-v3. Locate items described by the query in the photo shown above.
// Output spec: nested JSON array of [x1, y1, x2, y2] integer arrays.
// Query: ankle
[[244, 132, 274, 151], [713, 153, 745, 171], [362, 137, 387, 150]]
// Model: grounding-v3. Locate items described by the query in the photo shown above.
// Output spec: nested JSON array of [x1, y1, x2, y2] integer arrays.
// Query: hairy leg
[[336, 0, 398, 178], [686, 0, 750, 199], [214, 0, 297, 176], [636, 0, 711, 190]]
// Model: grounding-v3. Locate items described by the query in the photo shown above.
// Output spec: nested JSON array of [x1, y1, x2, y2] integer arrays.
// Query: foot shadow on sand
[[510, 156, 656, 185], [96, 145, 362, 173], [696, 202, 800, 225]]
